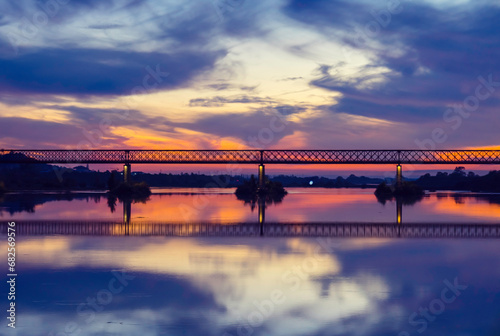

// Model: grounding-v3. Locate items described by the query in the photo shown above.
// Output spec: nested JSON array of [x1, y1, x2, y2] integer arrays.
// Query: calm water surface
[[2, 187, 500, 223], [1, 188, 500, 335]]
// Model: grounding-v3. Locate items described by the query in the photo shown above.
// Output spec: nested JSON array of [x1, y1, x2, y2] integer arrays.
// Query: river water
[[1, 188, 500, 335]]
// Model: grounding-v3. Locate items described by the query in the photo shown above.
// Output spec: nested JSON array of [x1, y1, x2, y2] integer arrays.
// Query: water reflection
[[5, 221, 500, 238], [2, 189, 500, 335], [2, 188, 500, 224], [6, 235, 500, 335], [0, 192, 103, 215]]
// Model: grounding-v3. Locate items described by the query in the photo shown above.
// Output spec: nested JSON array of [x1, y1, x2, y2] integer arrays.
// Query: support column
[[396, 164, 402, 187], [124, 163, 131, 183], [258, 164, 265, 188]]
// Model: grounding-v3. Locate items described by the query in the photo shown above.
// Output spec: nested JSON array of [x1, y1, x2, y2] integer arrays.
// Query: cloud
[[283, 0, 500, 131], [50, 105, 178, 133], [189, 95, 274, 107], [203, 83, 258, 92], [1, 0, 500, 150], [0, 0, 268, 100], [280, 76, 303, 81], [87, 23, 125, 30], [275, 105, 306, 115], [0, 101, 425, 150], [0, 0, 145, 26], [39, 104, 292, 148], [0, 116, 128, 148], [0, 47, 225, 97], [176, 109, 294, 145], [283, 0, 364, 31], [47, 104, 314, 148]]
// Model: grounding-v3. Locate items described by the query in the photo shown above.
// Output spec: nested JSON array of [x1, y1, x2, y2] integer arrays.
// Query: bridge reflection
[[3, 220, 500, 238], [3, 191, 499, 238], [122, 195, 405, 228]]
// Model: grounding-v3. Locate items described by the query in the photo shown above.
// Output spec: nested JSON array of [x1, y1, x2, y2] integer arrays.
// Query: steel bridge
[[3, 221, 500, 239], [2, 149, 500, 164], [2, 148, 500, 184]]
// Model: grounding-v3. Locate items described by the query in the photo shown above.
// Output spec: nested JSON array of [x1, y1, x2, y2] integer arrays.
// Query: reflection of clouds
[[18, 236, 390, 335], [429, 195, 500, 221], [399, 193, 500, 223], [257, 274, 389, 336], [17, 308, 212, 336], [333, 238, 396, 250], [12, 236, 500, 335]]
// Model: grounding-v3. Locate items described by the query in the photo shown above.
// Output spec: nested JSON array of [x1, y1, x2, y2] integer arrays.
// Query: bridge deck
[[1, 149, 500, 164]]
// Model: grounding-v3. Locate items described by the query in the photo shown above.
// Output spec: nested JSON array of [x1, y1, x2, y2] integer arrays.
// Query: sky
[[0, 0, 499, 175]]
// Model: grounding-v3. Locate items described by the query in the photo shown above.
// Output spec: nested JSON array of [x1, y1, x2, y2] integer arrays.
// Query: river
[[1, 188, 499, 335]]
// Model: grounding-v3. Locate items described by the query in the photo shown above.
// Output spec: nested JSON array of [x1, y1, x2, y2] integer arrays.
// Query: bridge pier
[[124, 163, 131, 183], [258, 164, 265, 188], [396, 164, 402, 187]]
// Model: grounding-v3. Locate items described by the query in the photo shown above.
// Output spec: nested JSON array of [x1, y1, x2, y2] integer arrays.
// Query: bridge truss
[[1, 149, 500, 164]]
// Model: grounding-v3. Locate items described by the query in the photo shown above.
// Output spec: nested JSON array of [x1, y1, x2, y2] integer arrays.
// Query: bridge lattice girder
[[1, 149, 500, 164]]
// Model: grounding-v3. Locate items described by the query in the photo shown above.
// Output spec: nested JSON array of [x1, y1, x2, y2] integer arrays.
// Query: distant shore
[[1, 160, 500, 193]]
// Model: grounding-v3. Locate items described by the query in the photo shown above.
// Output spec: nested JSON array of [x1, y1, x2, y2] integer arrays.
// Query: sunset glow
[[0, 0, 499, 176]]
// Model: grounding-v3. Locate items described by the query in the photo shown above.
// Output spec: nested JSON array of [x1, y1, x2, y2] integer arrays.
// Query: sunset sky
[[1, 0, 499, 175]]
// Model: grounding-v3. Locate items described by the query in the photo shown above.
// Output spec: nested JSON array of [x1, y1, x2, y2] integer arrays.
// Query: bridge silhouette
[[2, 149, 500, 164], [2, 149, 500, 233], [2, 149, 500, 185]]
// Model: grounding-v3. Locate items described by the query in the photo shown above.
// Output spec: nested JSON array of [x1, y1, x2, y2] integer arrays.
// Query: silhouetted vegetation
[[0, 153, 384, 190], [0, 192, 102, 216], [375, 181, 425, 205], [374, 182, 392, 197], [108, 181, 152, 201], [0, 160, 108, 191], [107, 195, 118, 213], [394, 181, 425, 197], [375, 181, 424, 197], [235, 175, 288, 205], [415, 167, 500, 192], [107, 171, 119, 190], [3, 154, 500, 192]]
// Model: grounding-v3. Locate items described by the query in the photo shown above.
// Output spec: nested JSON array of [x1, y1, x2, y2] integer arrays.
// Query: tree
[[107, 170, 119, 190], [453, 166, 466, 176]]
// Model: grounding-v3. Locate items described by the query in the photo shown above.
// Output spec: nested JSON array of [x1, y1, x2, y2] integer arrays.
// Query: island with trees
[[235, 175, 288, 204], [106, 171, 151, 200]]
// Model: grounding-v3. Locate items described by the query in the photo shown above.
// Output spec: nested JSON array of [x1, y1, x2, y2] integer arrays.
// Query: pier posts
[[124, 163, 131, 183]]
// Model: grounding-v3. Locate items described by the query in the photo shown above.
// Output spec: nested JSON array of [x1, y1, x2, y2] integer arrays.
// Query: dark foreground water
[[1, 188, 500, 335]]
